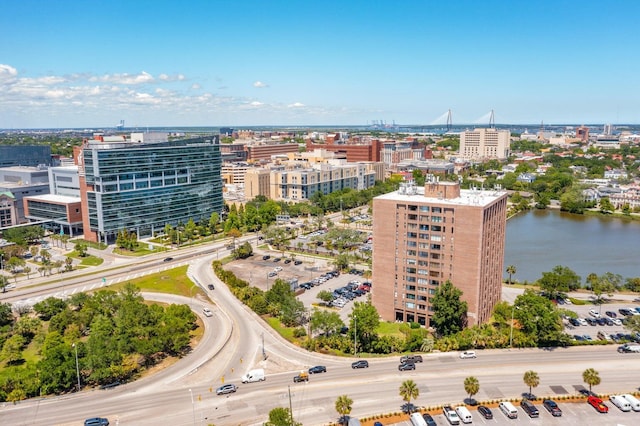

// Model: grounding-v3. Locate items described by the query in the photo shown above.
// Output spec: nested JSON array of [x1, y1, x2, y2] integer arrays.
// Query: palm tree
[[583, 368, 601, 392], [506, 265, 517, 285], [399, 379, 420, 413], [335, 395, 353, 425], [463, 376, 480, 402], [523, 370, 540, 397]]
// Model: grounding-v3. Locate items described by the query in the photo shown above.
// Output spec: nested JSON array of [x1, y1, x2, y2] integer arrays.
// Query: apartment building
[[372, 179, 507, 327], [76, 133, 223, 243], [460, 128, 510, 160]]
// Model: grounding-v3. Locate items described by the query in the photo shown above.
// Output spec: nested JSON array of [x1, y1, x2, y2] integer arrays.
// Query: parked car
[[477, 405, 493, 419], [84, 418, 109, 426], [284, 259, 291, 264], [520, 399, 539, 418], [262, 255, 271, 260], [585, 317, 597, 326], [422, 413, 437, 426], [543, 399, 562, 417], [569, 317, 581, 326], [294, 260, 302, 265], [398, 362, 416, 371], [308, 365, 327, 374], [351, 360, 369, 369], [216, 384, 237, 395], [578, 318, 588, 326], [605, 311, 617, 318], [459, 351, 477, 359], [588, 395, 609, 413], [589, 309, 601, 318]]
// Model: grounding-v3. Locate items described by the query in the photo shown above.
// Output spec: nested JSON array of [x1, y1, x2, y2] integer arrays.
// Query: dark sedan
[[398, 362, 416, 371], [308, 365, 327, 374], [477, 405, 493, 419], [422, 413, 437, 426]]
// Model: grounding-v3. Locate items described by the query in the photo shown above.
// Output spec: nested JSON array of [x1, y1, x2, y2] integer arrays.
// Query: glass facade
[[0, 146, 51, 167], [83, 136, 223, 241]]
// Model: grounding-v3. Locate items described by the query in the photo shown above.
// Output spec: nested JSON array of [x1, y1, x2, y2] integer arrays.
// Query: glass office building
[[0, 146, 51, 167], [79, 135, 223, 243]]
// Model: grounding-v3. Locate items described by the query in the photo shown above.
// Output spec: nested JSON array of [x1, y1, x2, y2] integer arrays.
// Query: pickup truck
[[442, 405, 461, 425], [618, 343, 640, 353], [293, 371, 309, 383]]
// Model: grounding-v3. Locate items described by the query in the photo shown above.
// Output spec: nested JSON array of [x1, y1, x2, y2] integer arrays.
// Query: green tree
[[33, 297, 68, 321], [431, 281, 468, 337], [350, 301, 380, 353], [309, 309, 344, 336], [582, 368, 601, 392], [335, 395, 353, 424], [0, 302, 13, 325], [1, 333, 26, 364], [513, 290, 567, 347], [0, 275, 8, 293], [599, 197, 614, 214], [264, 407, 301, 426], [523, 370, 540, 397], [537, 265, 581, 300], [463, 376, 480, 402], [587, 272, 619, 307], [74, 242, 88, 257], [399, 379, 420, 413], [316, 290, 334, 305], [506, 265, 517, 285]]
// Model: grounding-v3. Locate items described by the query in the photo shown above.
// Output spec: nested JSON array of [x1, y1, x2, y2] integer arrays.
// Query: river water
[[504, 209, 640, 284]]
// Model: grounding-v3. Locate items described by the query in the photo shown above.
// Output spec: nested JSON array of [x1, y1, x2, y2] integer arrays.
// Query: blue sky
[[1, 0, 639, 128]]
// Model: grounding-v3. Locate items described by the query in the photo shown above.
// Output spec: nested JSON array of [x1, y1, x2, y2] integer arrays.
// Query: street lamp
[[189, 388, 196, 426], [72, 343, 81, 391], [353, 315, 357, 357], [509, 305, 520, 349]]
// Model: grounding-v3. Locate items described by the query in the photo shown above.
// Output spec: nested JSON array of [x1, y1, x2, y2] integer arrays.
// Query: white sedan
[[459, 351, 477, 359], [202, 307, 213, 317]]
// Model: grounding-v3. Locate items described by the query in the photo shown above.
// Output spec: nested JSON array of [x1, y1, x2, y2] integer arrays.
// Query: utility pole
[[354, 315, 357, 357], [288, 385, 294, 425], [72, 343, 81, 391]]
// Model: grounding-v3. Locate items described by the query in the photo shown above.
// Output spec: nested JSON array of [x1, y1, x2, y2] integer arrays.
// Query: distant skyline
[[1, 0, 639, 129]]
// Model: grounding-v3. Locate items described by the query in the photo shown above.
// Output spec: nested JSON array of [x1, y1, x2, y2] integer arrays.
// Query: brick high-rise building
[[372, 179, 507, 327]]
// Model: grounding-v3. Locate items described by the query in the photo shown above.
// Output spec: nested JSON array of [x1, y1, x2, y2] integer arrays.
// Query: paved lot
[[385, 400, 640, 425], [562, 301, 640, 342]]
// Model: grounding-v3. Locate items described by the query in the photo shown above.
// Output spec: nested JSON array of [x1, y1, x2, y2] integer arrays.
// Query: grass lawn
[[265, 317, 296, 342], [107, 265, 206, 299], [375, 321, 404, 338], [112, 245, 167, 257]]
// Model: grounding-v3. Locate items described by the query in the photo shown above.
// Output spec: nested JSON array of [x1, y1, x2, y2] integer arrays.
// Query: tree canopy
[[431, 281, 468, 336]]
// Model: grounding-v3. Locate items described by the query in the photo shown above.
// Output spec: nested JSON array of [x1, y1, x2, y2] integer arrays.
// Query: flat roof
[[375, 185, 506, 207], [25, 194, 81, 204]]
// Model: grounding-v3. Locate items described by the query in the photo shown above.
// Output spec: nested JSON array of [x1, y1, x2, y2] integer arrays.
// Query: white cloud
[[0, 63, 347, 127], [253, 81, 268, 88]]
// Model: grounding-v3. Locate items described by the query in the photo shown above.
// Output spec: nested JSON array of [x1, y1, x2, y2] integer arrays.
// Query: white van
[[499, 401, 518, 419], [409, 412, 428, 426], [241, 368, 265, 383], [455, 406, 473, 424], [622, 394, 640, 411], [610, 394, 632, 412]]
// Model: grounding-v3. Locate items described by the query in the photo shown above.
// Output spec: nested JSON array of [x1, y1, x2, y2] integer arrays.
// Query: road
[[2, 241, 640, 425]]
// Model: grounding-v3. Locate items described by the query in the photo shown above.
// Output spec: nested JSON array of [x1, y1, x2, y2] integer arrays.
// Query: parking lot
[[385, 399, 640, 425], [562, 300, 640, 343], [225, 249, 369, 322]]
